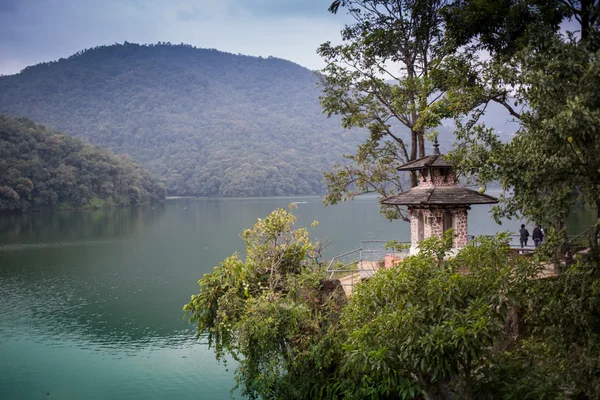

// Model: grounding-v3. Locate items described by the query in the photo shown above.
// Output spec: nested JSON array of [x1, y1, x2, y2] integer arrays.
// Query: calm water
[[0, 196, 594, 399]]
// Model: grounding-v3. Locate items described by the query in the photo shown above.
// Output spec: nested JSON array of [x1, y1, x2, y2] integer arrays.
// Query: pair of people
[[519, 224, 544, 248]]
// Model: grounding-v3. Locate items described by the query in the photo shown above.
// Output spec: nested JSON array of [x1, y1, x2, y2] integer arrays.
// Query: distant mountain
[[0, 43, 516, 197], [0, 43, 368, 197], [0, 115, 165, 212]]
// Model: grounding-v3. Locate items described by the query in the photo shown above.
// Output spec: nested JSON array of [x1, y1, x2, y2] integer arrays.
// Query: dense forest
[[0, 115, 165, 212], [0, 43, 370, 197]]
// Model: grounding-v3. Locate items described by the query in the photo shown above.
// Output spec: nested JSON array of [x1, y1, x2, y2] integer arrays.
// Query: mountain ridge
[[0, 42, 366, 197]]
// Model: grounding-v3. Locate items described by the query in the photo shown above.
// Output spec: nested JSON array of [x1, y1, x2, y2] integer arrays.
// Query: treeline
[[0, 115, 165, 212], [0, 43, 368, 196]]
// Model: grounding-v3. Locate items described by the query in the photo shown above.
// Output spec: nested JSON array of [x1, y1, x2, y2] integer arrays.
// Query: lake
[[0, 196, 594, 399]]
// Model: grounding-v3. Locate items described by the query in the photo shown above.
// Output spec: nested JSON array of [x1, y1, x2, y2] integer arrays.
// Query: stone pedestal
[[409, 207, 468, 254]]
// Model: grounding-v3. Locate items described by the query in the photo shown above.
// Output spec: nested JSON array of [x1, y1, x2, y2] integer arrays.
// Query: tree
[[338, 232, 538, 399], [184, 207, 346, 400], [442, 0, 600, 254], [0, 43, 363, 198], [185, 209, 548, 399], [509, 246, 600, 398], [319, 0, 454, 220]]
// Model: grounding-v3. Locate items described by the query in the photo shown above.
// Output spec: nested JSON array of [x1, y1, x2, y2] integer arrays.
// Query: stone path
[[337, 261, 381, 297]]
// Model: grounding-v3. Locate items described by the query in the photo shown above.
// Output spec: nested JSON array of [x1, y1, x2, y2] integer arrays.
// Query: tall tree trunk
[[595, 198, 600, 246], [581, 0, 591, 41], [418, 131, 425, 158], [410, 129, 418, 187], [556, 216, 571, 273]]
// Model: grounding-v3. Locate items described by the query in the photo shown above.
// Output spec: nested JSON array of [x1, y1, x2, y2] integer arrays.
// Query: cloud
[[0, 0, 347, 75], [230, 0, 334, 18], [175, 7, 207, 22]]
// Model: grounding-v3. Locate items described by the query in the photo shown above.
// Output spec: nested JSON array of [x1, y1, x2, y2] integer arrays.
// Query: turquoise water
[[0, 196, 593, 399]]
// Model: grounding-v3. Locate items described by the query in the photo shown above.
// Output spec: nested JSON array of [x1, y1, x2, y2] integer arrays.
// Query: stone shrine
[[381, 141, 498, 254]]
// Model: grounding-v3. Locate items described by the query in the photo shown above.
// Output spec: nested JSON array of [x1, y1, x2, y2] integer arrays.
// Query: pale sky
[[0, 0, 350, 75]]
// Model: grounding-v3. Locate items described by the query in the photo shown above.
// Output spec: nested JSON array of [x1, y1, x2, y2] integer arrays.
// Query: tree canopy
[[187, 208, 600, 399], [184, 207, 345, 399], [319, 0, 454, 220], [444, 0, 600, 248], [0, 115, 165, 212], [321, 0, 600, 240]]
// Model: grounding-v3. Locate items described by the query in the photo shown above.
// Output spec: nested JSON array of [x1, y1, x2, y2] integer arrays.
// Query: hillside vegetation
[[0, 43, 370, 197], [0, 115, 165, 212]]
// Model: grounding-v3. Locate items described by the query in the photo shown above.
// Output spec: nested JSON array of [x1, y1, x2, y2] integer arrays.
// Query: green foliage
[[0, 115, 165, 212], [451, 35, 600, 227], [339, 233, 538, 399], [185, 207, 600, 399], [184, 207, 346, 399], [443, 1, 600, 246], [479, 247, 600, 399], [441, 0, 566, 57], [319, 0, 456, 220], [0, 43, 364, 197]]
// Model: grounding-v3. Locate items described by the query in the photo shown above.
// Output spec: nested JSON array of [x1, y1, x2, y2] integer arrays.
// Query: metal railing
[[568, 226, 597, 250], [467, 234, 538, 249], [326, 227, 597, 293], [326, 240, 410, 284], [326, 247, 362, 280], [467, 234, 536, 251], [467, 227, 597, 252]]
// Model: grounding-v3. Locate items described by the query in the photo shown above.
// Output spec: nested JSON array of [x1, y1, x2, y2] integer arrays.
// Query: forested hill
[[0, 43, 366, 197], [0, 115, 166, 212]]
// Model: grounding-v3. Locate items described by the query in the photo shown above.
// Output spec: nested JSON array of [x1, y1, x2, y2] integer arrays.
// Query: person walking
[[532, 224, 544, 248], [519, 224, 529, 248]]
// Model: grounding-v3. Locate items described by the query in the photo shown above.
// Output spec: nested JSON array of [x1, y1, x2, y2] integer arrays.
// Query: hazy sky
[[0, 0, 350, 75]]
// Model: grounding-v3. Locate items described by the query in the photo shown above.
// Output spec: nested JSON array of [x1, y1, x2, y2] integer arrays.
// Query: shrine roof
[[381, 186, 498, 206], [397, 154, 453, 171]]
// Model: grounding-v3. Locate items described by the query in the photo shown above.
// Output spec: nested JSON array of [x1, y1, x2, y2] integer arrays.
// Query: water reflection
[[0, 205, 181, 351], [0, 205, 166, 246], [0, 199, 592, 349], [0, 202, 239, 399]]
